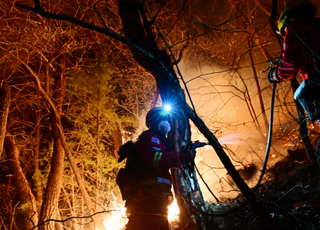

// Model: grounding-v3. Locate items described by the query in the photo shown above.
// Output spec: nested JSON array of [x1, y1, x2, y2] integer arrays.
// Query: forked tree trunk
[[38, 69, 66, 230]]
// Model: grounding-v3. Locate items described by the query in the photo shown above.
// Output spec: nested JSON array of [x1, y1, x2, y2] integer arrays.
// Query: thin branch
[[15, 2, 155, 61], [29, 210, 116, 230]]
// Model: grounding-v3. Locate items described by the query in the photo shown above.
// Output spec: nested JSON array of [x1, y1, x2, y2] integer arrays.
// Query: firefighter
[[268, 0, 319, 83], [267, 0, 320, 160], [124, 107, 192, 230]]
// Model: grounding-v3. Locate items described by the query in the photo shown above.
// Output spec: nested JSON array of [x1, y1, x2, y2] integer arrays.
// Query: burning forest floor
[[186, 151, 320, 230]]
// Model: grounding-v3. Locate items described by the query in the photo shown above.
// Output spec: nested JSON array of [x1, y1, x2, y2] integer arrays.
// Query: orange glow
[[97, 193, 127, 230], [168, 197, 180, 222], [98, 193, 180, 230], [102, 205, 127, 230]]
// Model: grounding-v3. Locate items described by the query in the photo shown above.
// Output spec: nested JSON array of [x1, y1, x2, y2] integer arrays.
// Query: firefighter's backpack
[[116, 141, 145, 200]]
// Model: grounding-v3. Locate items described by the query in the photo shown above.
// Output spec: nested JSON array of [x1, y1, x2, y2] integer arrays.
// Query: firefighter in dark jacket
[[268, 0, 320, 159], [124, 107, 191, 230], [268, 1, 319, 79]]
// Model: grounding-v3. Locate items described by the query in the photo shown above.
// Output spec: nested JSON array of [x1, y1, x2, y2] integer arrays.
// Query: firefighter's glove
[[180, 142, 209, 164], [268, 68, 281, 83], [190, 141, 208, 151], [180, 149, 195, 164]]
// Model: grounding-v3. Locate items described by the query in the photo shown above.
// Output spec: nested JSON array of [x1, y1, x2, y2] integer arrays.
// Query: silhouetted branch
[[30, 210, 117, 230], [15, 1, 155, 62]]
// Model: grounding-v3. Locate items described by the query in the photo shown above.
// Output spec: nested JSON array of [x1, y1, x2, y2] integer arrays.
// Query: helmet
[[278, 0, 316, 36], [145, 107, 173, 128]]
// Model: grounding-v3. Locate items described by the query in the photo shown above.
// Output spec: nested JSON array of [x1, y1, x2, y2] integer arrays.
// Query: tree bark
[[0, 83, 10, 158], [112, 126, 122, 159], [38, 113, 65, 230], [38, 66, 66, 230], [34, 107, 43, 213], [4, 136, 38, 229]]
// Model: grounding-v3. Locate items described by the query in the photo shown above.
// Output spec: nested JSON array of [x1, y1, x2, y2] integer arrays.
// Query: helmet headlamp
[[164, 104, 171, 112], [146, 106, 174, 128]]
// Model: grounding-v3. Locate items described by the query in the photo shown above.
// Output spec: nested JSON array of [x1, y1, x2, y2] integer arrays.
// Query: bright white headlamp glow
[[164, 104, 171, 111]]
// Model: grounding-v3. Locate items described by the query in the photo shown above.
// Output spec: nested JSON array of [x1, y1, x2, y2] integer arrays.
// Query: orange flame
[[98, 193, 180, 230]]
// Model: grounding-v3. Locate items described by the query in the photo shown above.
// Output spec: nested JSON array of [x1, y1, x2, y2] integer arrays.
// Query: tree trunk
[[171, 116, 206, 229], [34, 107, 43, 212], [4, 136, 38, 229], [112, 124, 122, 159], [38, 111, 65, 230], [38, 70, 66, 230], [0, 83, 10, 158]]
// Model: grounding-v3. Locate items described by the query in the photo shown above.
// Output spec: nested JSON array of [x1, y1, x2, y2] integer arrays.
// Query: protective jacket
[[275, 20, 320, 81], [135, 128, 180, 186]]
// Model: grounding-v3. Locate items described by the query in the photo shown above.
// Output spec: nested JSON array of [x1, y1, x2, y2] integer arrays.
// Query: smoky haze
[[178, 59, 311, 201]]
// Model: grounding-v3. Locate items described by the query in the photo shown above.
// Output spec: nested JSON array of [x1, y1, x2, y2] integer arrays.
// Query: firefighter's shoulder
[[139, 130, 162, 146]]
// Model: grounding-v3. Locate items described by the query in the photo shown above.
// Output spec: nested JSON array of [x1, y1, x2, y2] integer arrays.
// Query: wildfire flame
[[102, 205, 127, 230], [99, 193, 180, 230], [168, 196, 180, 222]]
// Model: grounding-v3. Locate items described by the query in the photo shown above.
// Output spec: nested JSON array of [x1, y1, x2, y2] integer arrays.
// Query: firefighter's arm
[[158, 141, 209, 168], [158, 150, 180, 169], [267, 57, 297, 82], [268, 51, 298, 82], [276, 59, 298, 80], [276, 28, 302, 81], [179, 142, 209, 165]]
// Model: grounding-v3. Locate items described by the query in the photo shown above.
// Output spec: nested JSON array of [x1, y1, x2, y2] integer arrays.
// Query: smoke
[[179, 61, 304, 201]]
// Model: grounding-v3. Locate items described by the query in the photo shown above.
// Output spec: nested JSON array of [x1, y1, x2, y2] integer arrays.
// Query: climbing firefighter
[[267, 0, 320, 160], [116, 106, 201, 230]]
